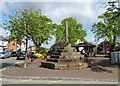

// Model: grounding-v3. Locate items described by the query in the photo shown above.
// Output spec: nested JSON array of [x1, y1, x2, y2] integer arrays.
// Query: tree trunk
[[110, 35, 116, 52], [110, 43, 115, 52], [24, 38, 28, 68], [20, 42, 22, 51]]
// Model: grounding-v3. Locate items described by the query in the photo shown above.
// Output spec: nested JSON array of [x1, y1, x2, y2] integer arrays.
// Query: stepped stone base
[[47, 58, 81, 63], [40, 61, 89, 70], [41, 44, 89, 70]]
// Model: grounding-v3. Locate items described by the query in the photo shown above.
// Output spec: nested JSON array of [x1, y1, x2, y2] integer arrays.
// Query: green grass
[[105, 54, 111, 57], [21, 67, 28, 69], [115, 61, 120, 63]]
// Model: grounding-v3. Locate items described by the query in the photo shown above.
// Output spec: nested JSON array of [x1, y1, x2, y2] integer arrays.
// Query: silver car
[[0, 51, 11, 59]]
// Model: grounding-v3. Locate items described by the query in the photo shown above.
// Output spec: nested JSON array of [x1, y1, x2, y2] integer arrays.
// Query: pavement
[[1, 56, 120, 84]]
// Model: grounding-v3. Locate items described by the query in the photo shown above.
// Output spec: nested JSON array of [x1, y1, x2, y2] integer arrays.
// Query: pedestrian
[[30, 52, 34, 62]]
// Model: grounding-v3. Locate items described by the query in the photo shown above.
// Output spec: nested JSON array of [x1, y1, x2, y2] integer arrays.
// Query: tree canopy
[[92, 1, 120, 50], [3, 9, 53, 48], [53, 17, 87, 44], [3, 9, 54, 68]]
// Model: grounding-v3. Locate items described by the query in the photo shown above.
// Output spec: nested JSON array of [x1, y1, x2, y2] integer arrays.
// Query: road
[[0, 57, 24, 70]]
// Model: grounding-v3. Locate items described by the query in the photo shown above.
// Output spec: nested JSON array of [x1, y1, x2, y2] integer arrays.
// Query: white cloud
[[1, 0, 106, 23], [0, 28, 8, 37], [39, 1, 105, 25], [0, 3, 2, 13], [1, 1, 106, 24]]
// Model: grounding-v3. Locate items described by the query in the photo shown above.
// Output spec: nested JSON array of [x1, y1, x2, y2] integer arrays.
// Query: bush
[[33, 53, 44, 58], [34, 47, 48, 54]]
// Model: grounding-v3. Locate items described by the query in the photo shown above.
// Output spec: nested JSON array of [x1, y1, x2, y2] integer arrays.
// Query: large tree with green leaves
[[53, 17, 87, 45], [92, 1, 120, 51], [3, 9, 53, 68]]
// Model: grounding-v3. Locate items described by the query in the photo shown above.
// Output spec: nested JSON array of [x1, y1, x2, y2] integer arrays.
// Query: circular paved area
[[2, 61, 119, 81]]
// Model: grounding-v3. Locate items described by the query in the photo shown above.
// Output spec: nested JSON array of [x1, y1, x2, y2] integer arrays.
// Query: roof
[[72, 43, 96, 47], [0, 36, 7, 41], [98, 40, 110, 46], [50, 42, 68, 49]]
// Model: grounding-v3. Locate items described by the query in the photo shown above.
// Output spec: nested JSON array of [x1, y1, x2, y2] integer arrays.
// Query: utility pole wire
[[95, 0, 110, 14], [98, 0, 110, 10]]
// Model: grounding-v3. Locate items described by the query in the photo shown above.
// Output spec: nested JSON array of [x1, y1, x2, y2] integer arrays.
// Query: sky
[[0, 0, 109, 48]]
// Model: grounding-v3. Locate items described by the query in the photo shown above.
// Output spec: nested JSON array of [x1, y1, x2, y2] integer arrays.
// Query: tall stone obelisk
[[65, 21, 68, 43]]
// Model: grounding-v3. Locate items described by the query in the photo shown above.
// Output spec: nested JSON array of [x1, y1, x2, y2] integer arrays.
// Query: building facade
[[8, 39, 17, 51], [0, 36, 8, 52]]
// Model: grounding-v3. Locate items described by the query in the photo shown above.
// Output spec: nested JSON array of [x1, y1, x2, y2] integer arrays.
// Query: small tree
[[3, 9, 53, 68]]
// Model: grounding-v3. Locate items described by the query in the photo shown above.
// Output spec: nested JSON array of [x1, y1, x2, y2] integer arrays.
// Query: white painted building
[[0, 36, 8, 52], [17, 41, 26, 51]]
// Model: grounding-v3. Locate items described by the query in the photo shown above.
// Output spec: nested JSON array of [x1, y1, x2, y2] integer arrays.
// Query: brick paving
[[2, 57, 119, 81]]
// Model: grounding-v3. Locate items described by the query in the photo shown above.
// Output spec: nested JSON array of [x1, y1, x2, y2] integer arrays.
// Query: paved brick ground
[[2, 57, 119, 81]]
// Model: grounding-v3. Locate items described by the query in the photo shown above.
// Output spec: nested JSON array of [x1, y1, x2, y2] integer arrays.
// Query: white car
[[0, 51, 11, 59]]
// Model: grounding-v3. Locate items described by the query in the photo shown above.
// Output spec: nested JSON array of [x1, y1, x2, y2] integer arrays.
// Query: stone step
[[40, 61, 56, 69], [53, 52, 61, 55], [40, 62, 89, 70], [55, 66, 87, 70], [58, 58, 80, 63], [50, 55, 65, 59], [47, 58, 59, 62]]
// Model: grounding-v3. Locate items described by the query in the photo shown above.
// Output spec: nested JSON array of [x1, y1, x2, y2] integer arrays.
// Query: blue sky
[[0, 0, 108, 48]]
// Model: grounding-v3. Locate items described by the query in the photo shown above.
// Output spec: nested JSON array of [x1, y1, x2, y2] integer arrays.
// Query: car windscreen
[[11, 52, 16, 54], [0, 52, 6, 54], [20, 52, 24, 54]]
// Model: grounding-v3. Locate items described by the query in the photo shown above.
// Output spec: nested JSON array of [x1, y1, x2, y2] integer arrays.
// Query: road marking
[[15, 62, 23, 64]]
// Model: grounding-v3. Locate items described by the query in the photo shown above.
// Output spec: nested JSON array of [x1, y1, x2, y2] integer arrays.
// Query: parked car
[[16, 51, 30, 60], [10, 51, 16, 57], [0, 51, 11, 59], [16, 52, 26, 60]]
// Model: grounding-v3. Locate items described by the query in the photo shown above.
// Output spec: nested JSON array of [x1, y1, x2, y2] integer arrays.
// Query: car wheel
[[3, 56, 6, 59]]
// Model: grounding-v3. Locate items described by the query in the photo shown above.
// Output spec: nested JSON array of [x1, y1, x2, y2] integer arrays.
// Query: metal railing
[[111, 51, 120, 63]]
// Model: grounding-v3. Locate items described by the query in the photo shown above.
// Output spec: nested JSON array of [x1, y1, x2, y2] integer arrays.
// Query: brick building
[[8, 39, 17, 51]]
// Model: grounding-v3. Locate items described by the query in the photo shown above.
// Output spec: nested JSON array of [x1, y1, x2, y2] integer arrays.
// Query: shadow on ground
[[90, 66, 113, 73], [89, 59, 119, 73], [0, 63, 14, 69]]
